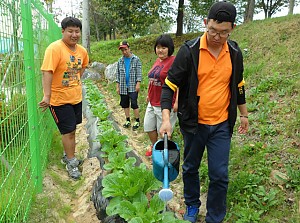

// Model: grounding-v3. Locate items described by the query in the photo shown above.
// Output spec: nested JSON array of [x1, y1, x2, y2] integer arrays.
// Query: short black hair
[[61, 17, 82, 30], [154, 34, 174, 56]]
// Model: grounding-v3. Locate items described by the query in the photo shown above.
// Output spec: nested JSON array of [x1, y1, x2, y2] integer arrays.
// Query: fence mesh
[[0, 0, 60, 222]]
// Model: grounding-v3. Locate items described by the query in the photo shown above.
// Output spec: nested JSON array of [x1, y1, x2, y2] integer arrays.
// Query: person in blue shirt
[[116, 41, 142, 130]]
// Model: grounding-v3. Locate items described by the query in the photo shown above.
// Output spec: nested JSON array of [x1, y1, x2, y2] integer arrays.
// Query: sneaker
[[132, 121, 140, 131], [183, 206, 199, 223], [61, 155, 83, 167], [123, 120, 131, 128], [145, 145, 153, 156], [66, 160, 82, 180]]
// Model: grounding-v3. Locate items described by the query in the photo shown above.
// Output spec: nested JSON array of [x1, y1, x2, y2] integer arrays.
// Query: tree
[[148, 19, 173, 34], [44, 0, 54, 13], [176, 0, 184, 36], [288, 0, 295, 14], [89, 1, 117, 41], [93, 0, 172, 37], [258, 0, 289, 18], [183, 4, 203, 33], [244, 0, 255, 22], [189, 0, 214, 18]]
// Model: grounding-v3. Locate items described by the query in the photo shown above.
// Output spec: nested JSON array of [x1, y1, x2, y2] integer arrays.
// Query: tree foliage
[[257, 0, 290, 18], [90, 0, 174, 39]]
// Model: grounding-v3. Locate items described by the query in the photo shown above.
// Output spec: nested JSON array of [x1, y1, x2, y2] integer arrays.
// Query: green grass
[[90, 14, 300, 222]]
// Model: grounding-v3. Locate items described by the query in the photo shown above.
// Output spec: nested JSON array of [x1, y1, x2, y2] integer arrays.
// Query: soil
[[34, 119, 101, 223]]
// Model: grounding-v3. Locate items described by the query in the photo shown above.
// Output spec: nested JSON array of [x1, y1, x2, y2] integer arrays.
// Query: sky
[[51, 0, 81, 25], [255, 5, 300, 20]]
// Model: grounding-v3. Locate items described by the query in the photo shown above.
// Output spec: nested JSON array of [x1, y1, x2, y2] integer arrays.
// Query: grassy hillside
[[90, 15, 300, 222]]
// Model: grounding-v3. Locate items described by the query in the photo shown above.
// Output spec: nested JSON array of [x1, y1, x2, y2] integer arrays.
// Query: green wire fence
[[0, 0, 61, 222]]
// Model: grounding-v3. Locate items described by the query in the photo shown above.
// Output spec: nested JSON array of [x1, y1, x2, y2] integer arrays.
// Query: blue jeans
[[181, 121, 231, 223]]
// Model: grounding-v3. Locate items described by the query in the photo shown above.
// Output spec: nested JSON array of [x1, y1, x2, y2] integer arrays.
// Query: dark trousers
[[181, 120, 231, 223]]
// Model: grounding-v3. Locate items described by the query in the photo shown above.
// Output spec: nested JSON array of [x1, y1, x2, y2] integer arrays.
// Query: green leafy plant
[[232, 206, 263, 223], [101, 143, 132, 158], [107, 193, 188, 223], [251, 186, 279, 213], [103, 152, 136, 172], [102, 164, 161, 200], [91, 105, 111, 121], [98, 120, 115, 132], [277, 165, 300, 191], [97, 129, 128, 150]]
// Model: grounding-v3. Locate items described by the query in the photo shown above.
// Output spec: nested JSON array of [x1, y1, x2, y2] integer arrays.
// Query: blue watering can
[[152, 133, 180, 202]]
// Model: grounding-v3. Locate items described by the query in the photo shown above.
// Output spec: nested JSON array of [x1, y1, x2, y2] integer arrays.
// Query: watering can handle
[[163, 133, 168, 164], [164, 133, 168, 150]]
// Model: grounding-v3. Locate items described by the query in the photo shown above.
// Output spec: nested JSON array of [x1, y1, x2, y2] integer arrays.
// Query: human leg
[[129, 92, 140, 130], [181, 125, 209, 222], [49, 103, 82, 179], [147, 131, 158, 145], [144, 103, 158, 155], [205, 121, 231, 223], [120, 94, 131, 128], [124, 108, 130, 119], [62, 130, 76, 159], [181, 125, 208, 207]]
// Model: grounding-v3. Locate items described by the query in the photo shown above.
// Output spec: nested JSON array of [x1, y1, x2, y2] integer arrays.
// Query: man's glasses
[[207, 28, 231, 38]]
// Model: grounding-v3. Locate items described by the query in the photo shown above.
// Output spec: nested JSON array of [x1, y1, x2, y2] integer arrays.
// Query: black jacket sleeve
[[161, 44, 191, 111]]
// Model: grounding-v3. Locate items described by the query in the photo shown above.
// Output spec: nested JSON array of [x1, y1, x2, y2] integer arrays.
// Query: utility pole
[[82, 0, 90, 53]]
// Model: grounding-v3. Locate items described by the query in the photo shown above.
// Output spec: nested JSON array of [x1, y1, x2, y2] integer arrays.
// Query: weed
[[252, 186, 279, 213]]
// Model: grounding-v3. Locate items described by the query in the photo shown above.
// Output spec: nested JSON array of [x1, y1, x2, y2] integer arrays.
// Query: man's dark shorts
[[49, 102, 82, 135], [120, 91, 139, 109]]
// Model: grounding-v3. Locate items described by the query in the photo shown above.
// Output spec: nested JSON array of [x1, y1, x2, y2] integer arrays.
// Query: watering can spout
[[152, 133, 180, 202]]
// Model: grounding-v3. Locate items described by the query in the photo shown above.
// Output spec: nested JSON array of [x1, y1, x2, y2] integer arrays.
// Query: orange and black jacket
[[161, 36, 246, 135]]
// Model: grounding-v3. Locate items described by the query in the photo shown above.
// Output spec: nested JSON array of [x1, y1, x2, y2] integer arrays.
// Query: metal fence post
[[20, 0, 42, 192]]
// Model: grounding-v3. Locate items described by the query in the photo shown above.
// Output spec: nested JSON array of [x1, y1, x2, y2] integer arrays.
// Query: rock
[[270, 170, 288, 185], [105, 62, 117, 82]]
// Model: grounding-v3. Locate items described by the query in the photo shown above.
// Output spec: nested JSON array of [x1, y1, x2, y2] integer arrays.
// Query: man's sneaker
[[123, 120, 131, 128], [66, 160, 82, 180], [132, 121, 140, 131], [183, 206, 199, 223], [61, 155, 83, 167]]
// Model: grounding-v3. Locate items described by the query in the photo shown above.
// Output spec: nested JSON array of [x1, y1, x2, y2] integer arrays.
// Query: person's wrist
[[240, 115, 248, 118]]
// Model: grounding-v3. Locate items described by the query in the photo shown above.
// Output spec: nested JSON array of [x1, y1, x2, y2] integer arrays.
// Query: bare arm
[[116, 82, 120, 95], [159, 109, 172, 138], [238, 104, 249, 134], [136, 81, 141, 92], [38, 71, 53, 112], [173, 88, 179, 112], [80, 68, 86, 77]]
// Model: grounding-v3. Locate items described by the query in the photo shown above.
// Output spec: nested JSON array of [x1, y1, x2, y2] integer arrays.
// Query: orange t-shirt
[[197, 33, 232, 125], [41, 40, 89, 106]]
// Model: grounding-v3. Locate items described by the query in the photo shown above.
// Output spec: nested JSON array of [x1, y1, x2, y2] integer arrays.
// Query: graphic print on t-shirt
[[62, 55, 83, 87], [148, 64, 164, 87]]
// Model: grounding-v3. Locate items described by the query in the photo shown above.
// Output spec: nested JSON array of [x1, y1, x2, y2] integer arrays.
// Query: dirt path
[[32, 119, 101, 223]]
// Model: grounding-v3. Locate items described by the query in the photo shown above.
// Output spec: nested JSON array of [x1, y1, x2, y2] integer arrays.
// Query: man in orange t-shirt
[[160, 2, 249, 223], [38, 17, 89, 180]]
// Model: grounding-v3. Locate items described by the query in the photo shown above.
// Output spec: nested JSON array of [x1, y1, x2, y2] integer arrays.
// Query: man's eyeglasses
[[207, 28, 231, 38]]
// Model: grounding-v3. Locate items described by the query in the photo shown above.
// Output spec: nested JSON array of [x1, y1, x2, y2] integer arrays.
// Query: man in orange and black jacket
[[159, 2, 249, 223]]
